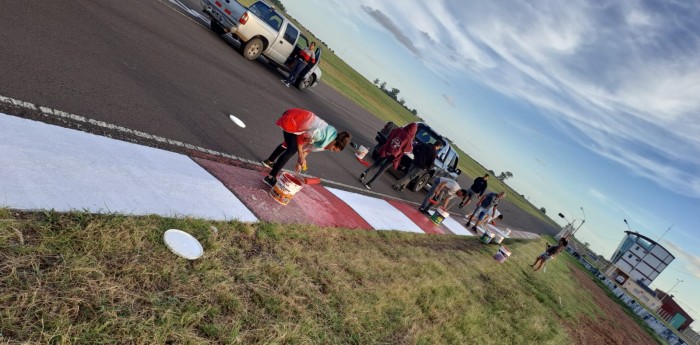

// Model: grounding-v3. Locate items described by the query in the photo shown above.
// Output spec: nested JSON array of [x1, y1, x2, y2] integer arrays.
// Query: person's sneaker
[[471, 226, 477, 232], [359, 172, 366, 182], [364, 183, 371, 190], [420, 208, 431, 215], [281, 79, 290, 87], [262, 159, 274, 169], [263, 175, 277, 187]]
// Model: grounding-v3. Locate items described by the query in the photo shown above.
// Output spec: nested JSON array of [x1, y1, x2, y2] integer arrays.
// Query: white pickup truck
[[201, 0, 322, 90]]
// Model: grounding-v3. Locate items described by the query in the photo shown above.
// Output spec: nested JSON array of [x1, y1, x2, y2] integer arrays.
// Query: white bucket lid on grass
[[163, 229, 204, 260]]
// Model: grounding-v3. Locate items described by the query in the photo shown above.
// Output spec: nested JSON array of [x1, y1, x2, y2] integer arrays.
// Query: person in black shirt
[[392, 141, 443, 191], [459, 174, 489, 208]]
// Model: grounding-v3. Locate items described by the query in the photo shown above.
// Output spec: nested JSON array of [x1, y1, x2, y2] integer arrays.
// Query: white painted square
[[0, 114, 257, 222], [326, 188, 423, 233], [442, 216, 473, 236]]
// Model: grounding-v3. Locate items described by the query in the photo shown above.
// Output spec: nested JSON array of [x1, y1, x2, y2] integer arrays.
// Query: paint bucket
[[493, 233, 505, 244], [430, 207, 449, 225], [493, 245, 511, 263], [355, 145, 369, 160], [270, 172, 304, 205], [480, 230, 494, 244]]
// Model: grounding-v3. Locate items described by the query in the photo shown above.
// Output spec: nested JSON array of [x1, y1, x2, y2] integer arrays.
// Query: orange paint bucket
[[270, 172, 304, 205]]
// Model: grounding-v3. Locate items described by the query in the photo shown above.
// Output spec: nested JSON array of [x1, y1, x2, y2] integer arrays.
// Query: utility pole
[[661, 279, 683, 304]]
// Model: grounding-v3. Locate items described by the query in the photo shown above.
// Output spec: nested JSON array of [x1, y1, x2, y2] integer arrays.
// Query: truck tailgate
[[201, 0, 246, 28]]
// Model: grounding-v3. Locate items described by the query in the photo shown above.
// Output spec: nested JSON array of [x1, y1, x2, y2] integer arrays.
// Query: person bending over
[[262, 108, 351, 186], [531, 237, 569, 271]]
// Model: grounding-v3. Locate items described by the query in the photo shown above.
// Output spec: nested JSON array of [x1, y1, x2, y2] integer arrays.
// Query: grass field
[[0, 210, 659, 344]]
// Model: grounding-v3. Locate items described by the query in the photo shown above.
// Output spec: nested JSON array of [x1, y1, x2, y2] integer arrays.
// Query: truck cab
[[201, 0, 322, 89]]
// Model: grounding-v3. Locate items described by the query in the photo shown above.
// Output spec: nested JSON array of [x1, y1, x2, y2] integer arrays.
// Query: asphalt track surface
[[0, 0, 559, 235]]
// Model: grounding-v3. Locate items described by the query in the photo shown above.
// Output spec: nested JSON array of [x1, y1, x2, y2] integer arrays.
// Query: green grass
[[0, 210, 639, 344]]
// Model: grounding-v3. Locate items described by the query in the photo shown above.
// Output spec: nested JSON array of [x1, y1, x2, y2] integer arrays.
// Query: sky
[[284, 0, 700, 326]]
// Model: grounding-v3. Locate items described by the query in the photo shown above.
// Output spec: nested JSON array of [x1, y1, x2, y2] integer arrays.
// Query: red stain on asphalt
[[386, 199, 450, 235], [193, 158, 372, 230]]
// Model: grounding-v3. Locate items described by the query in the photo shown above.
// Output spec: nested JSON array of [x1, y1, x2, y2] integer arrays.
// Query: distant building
[[606, 231, 674, 285], [622, 279, 662, 311], [656, 290, 694, 331]]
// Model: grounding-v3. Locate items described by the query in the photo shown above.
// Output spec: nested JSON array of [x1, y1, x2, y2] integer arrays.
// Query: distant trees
[[374, 78, 418, 117], [539, 207, 546, 214], [497, 171, 513, 180]]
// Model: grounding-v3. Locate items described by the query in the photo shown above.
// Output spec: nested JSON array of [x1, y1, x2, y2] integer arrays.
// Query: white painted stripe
[[442, 217, 473, 236], [0, 113, 257, 222], [327, 187, 424, 233]]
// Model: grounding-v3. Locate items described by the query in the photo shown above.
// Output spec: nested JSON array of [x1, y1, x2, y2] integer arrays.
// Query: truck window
[[415, 127, 441, 146], [248, 2, 283, 31], [283, 24, 298, 45], [297, 35, 309, 49], [449, 154, 458, 170]]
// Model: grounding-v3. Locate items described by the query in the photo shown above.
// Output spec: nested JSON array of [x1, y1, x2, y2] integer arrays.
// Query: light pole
[[572, 207, 586, 235]]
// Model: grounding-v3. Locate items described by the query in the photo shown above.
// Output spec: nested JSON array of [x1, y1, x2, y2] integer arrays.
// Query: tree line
[[373, 79, 419, 116]]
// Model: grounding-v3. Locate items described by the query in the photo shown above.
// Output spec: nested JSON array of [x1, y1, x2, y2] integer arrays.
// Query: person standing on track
[[459, 174, 489, 208], [392, 140, 443, 192], [360, 123, 418, 190], [282, 42, 316, 87], [262, 108, 351, 186]]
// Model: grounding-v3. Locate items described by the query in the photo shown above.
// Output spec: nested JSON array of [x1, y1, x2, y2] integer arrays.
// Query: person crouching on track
[[359, 123, 417, 190], [262, 108, 351, 186]]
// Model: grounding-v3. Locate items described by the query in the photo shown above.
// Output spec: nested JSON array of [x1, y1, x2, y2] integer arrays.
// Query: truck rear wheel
[[410, 173, 431, 192], [242, 38, 263, 60], [296, 74, 315, 90], [210, 20, 225, 35]]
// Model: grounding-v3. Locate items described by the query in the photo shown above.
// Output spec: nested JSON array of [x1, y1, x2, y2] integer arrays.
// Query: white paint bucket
[[480, 230, 494, 244], [270, 172, 304, 205], [493, 233, 505, 244], [355, 145, 369, 160], [430, 207, 450, 225], [493, 245, 511, 263]]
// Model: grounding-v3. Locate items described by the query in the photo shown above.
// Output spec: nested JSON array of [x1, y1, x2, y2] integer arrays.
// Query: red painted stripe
[[192, 158, 373, 230], [215, 1, 222, 7], [386, 199, 450, 235], [224, 8, 231, 15]]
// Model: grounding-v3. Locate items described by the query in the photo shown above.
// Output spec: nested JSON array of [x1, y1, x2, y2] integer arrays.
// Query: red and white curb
[[0, 95, 540, 240]]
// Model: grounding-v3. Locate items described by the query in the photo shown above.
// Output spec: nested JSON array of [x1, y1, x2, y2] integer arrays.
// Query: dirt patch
[[563, 265, 659, 345]]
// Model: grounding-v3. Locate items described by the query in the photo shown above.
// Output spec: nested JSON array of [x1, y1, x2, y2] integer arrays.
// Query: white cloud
[[663, 241, 700, 279], [350, 0, 700, 198]]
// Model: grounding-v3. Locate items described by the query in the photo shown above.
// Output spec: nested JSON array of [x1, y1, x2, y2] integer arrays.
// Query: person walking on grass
[[418, 177, 467, 214], [360, 123, 417, 190], [459, 174, 489, 208], [282, 42, 316, 87], [262, 108, 351, 186], [466, 191, 506, 230], [531, 237, 569, 271], [392, 140, 443, 191]]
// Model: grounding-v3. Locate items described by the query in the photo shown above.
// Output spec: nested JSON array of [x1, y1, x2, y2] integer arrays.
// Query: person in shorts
[[466, 191, 505, 230], [459, 174, 489, 208], [418, 177, 467, 214], [531, 237, 569, 271]]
